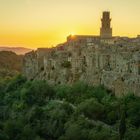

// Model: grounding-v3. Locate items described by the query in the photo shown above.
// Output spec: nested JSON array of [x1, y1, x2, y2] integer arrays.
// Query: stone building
[[23, 12, 140, 96], [100, 11, 112, 38]]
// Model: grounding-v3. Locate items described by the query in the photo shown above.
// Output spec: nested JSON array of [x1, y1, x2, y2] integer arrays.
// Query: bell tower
[[100, 11, 112, 38]]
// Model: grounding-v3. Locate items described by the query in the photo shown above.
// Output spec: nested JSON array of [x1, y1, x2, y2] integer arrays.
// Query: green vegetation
[[0, 51, 23, 79], [61, 61, 71, 68], [0, 75, 140, 140]]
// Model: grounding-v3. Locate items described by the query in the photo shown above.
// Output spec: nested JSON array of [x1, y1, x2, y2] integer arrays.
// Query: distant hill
[[0, 51, 23, 78], [0, 47, 32, 55]]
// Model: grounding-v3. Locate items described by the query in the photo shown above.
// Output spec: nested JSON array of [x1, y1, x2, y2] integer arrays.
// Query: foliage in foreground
[[0, 75, 140, 140]]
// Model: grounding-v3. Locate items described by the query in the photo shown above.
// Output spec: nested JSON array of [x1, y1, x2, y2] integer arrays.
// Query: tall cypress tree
[[119, 104, 126, 140]]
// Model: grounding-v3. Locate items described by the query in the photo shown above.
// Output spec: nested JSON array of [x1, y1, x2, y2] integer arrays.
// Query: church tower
[[100, 11, 112, 38]]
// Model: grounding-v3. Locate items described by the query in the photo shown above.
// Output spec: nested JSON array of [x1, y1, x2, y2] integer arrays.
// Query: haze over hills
[[0, 47, 32, 55]]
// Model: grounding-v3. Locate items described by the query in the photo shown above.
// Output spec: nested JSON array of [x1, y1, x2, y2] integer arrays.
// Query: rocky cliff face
[[23, 35, 140, 96]]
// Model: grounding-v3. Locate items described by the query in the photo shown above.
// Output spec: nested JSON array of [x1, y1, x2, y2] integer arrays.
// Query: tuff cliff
[[23, 35, 140, 96]]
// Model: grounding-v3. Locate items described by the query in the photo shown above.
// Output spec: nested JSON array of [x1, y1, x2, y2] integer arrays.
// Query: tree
[[119, 105, 126, 140], [77, 98, 105, 120]]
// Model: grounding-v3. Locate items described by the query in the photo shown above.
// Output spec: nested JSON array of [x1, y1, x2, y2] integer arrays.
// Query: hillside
[[0, 51, 23, 78], [0, 47, 32, 55], [0, 76, 139, 140]]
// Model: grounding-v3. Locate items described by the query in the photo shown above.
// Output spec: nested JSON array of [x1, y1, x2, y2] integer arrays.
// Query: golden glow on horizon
[[0, 0, 140, 49], [70, 32, 76, 36]]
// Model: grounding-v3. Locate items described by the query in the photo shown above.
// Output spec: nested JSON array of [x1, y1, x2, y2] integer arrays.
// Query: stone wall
[[23, 36, 140, 96]]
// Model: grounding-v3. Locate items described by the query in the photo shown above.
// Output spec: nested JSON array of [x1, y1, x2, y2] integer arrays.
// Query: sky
[[0, 0, 140, 49]]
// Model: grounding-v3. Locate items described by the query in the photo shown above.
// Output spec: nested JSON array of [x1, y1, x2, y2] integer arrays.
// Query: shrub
[[61, 61, 71, 68]]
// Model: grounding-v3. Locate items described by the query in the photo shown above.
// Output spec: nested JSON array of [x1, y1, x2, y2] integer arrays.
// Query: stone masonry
[[23, 12, 140, 96]]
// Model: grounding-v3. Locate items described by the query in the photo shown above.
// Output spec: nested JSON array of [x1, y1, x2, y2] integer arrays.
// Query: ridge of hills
[[0, 51, 23, 78], [0, 47, 32, 55]]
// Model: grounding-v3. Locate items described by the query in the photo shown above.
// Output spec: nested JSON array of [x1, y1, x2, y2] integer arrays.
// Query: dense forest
[[0, 75, 140, 140]]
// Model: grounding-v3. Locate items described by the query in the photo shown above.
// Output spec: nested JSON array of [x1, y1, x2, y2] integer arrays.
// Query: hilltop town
[[23, 12, 140, 96]]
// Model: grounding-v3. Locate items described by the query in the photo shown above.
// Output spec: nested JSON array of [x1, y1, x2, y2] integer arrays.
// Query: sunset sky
[[0, 0, 140, 49]]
